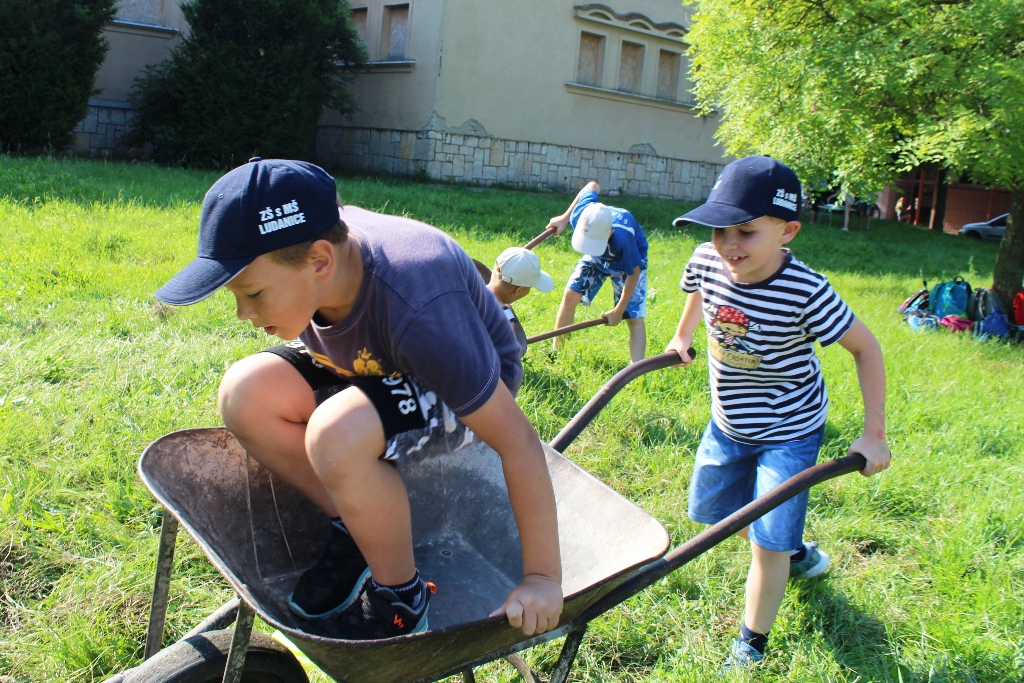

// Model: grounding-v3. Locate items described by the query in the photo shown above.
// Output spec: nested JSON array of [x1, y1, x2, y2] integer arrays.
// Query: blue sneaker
[[789, 541, 830, 579], [317, 579, 434, 640], [289, 524, 371, 618], [720, 638, 765, 674]]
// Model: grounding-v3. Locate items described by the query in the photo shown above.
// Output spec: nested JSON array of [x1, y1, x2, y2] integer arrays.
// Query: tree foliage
[[686, 0, 1024, 301], [129, 0, 366, 168], [0, 0, 116, 151]]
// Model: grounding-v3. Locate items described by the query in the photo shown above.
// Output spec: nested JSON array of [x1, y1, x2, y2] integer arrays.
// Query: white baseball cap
[[494, 247, 554, 292], [572, 203, 612, 256]]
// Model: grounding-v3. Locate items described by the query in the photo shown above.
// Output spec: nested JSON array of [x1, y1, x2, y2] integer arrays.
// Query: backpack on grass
[[930, 277, 972, 318], [975, 312, 1010, 339], [967, 287, 1004, 322], [1014, 291, 1024, 327], [939, 315, 974, 333], [898, 281, 929, 315]]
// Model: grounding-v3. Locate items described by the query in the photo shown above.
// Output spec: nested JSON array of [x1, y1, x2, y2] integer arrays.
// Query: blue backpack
[[930, 277, 972, 318], [975, 311, 1010, 339]]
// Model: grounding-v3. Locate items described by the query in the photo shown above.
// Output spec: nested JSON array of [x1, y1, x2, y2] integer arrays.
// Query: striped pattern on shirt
[[681, 243, 854, 443]]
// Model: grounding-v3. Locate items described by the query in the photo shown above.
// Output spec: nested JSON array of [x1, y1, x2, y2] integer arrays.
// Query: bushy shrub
[[0, 0, 117, 151], [129, 0, 366, 168]]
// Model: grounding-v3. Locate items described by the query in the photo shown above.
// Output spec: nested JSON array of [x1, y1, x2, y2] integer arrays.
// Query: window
[[656, 50, 680, 100], [618, 41, 644, 94], [116, 0, 163, 25], [382, 4, 410, 61], [350, 7, 368, 46], [576, 32, 606, 87]]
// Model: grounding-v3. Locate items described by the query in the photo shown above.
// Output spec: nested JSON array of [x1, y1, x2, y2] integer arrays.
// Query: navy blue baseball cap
[[155, 158, 340, 305], [673, 156, 802, 228]]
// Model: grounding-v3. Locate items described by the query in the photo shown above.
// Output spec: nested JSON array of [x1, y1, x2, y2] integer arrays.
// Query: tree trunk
[[992, 185, 1024, 309], [931, 168, 948, 231]]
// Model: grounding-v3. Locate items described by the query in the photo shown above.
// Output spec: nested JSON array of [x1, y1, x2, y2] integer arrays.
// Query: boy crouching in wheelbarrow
[[667, 156, 891, 669], [154, 158, 562, 640]]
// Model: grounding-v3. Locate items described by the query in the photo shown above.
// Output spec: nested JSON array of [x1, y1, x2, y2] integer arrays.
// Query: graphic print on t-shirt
[[707, 304, 762, 369], [304, 345, 389, 377]]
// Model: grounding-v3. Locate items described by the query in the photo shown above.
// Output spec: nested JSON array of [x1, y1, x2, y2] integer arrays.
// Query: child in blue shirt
[[546, 181, 649, 363]]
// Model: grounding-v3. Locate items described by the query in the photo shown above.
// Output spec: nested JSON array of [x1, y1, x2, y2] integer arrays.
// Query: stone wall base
[[71, 100, 134, 158], [316, 125, 724, 201]]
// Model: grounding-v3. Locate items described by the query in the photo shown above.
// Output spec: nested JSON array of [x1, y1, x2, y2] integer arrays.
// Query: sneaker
[[720, 638, 765, 674], [288, 524, 371, 619], [789, 541, 830, 579], [316, 580, 435, 640]]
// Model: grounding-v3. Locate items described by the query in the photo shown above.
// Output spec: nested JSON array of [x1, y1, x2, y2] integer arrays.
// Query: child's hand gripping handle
[[524, 227, 556, 250]]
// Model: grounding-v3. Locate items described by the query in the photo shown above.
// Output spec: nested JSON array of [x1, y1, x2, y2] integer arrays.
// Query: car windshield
[[992, 214, 1008, 227]]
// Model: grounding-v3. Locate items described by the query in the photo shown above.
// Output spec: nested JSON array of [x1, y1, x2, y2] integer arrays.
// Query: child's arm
[[836, 319, 890, 476], [547, 181, 600, 235], [665, 291, 704, 366], [603, 266, 640, 325], [460, 382, 563, 636]]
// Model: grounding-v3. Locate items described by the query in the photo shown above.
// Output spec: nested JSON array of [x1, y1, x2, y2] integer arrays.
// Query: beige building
[[320, 1, 727, 199], [78, 1, 726, 200]]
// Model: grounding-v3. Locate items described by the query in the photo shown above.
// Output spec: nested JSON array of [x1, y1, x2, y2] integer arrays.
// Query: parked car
[[959, 213, 1008, 240]]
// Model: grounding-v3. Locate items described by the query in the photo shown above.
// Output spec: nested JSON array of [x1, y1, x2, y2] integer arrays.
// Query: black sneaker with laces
[[314, 579, 435, 640], [288, 523, 371, 619]]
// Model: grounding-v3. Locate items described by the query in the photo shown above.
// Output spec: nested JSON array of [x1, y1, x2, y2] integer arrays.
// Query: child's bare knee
[[305, 391, 385, 475], [218, 354, 306, 432]]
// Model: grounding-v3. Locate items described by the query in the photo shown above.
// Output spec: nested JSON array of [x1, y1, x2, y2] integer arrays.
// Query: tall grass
[[1, 156, 1021, 682]]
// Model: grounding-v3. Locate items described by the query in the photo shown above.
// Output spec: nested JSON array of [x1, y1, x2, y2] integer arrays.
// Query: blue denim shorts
[[688, 420, 825, 551], [566, 256, 647, 318]]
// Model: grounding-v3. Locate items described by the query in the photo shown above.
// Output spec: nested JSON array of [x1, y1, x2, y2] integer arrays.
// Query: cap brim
[[571, 231, 608, 256], [673, 202, 762, 228], [533, 270, 554, 293], [154, 255, 254, 305]]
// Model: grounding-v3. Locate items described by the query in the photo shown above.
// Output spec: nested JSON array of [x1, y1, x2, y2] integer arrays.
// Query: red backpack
[[1015, 291, 1024, 326]]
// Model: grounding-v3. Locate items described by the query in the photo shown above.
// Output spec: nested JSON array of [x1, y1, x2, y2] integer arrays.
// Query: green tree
[[129, 0, 366, 168], [0, 0, 116, 151], [686, 0, 1024, 305]]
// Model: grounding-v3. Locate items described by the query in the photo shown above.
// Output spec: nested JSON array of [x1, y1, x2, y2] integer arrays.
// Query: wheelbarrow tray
[[138, 428, 669, 683]]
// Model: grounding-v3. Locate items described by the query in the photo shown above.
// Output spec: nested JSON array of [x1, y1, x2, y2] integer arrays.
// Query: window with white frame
[[382, 4, 410, 61], [576, 32, 606, 87]]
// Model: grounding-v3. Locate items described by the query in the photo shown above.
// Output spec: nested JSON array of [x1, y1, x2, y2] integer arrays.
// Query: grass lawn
[[1, 155, 1022, 682]]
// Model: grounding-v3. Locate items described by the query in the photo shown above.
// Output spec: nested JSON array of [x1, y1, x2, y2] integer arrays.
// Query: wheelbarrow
[[107, 351, 864, 683]]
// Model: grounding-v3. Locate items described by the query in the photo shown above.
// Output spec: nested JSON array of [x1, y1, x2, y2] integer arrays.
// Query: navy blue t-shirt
[[299, 205, 522, 415], [569, 190, 648, 273]]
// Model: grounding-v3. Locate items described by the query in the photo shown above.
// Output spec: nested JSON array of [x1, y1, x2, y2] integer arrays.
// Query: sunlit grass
[[1, 156, 1021, 682]]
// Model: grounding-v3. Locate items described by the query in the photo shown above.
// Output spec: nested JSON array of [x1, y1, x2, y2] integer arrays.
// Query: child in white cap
[[485, 247, 554, 372], [546, 181, 649, 363]]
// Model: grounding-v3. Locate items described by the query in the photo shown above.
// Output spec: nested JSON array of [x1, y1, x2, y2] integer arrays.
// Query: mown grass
[[1, 155, 1022, 683]]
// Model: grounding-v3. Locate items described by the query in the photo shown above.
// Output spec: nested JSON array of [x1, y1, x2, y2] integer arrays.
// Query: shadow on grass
[[792, 580, 917, 682]]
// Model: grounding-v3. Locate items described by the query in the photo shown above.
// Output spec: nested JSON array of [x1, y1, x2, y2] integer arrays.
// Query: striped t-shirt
[[681, 243, 854, 443]]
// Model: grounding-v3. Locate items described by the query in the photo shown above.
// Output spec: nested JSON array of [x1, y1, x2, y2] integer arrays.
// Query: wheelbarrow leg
[[504, 654, 541, 683], [144, 510, 179, 660], [222, 598, 255, 683], [460, 668, 476, 683], [549, 626, 587, 683]]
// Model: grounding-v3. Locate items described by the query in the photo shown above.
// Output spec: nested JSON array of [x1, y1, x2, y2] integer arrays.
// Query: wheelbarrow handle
[[524, 226, 556, 250], [549, 349, 696, 452], [566, 452, 867, 630], [526, 317, 608, 345]]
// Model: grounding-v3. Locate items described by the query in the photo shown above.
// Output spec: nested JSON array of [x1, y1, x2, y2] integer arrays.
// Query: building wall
[[318, 0, 444, 132], [317, 0, 727, 200], [316, 125, 721, 200], [432, 0, 720, 162], [73, 1, 185, 157]]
